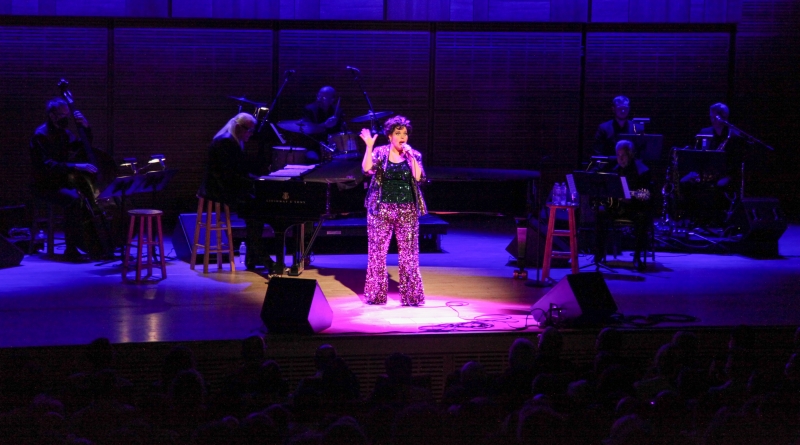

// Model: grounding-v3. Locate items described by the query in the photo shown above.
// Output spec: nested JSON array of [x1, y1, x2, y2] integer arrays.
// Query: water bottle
[[36, 230, 47, 253], [239, 241, 246, 265], [551, 183, 559, 204], [558, 183, 566, 205]]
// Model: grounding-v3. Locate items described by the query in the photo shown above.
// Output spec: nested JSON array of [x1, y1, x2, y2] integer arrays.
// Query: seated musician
[[29, 98, 99, 261], [592, 96, 633, 157], [301, 86, 346, 162], [595, 140, 652, 272], [198, 113, 272, 271], [680, 103, 740, 227]]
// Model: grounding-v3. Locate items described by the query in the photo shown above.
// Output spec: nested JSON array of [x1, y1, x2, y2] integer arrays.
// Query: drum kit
[[275, 110, 393, 161], [228, 93, 393, 166]]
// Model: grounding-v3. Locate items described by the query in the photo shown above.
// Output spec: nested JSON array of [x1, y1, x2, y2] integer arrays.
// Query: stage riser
[[1, 327, 794, 406]]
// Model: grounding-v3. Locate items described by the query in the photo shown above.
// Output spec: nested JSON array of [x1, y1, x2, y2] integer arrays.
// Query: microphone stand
[[256, 71, 293, 172], [715, 116, 774, 200], [258, 71, 293, 136], [349, 68, 379, 136]]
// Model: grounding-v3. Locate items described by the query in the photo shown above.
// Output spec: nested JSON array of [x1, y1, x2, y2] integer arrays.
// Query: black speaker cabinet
[[260, 277, 333, 334], [530, 272, 617, 326], [730, 198, 787, 256], [0, 235, 24, 269]]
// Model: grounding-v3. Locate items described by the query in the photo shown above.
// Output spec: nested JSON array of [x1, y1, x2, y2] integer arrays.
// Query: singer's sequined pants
[[364, 202, 425, 305]]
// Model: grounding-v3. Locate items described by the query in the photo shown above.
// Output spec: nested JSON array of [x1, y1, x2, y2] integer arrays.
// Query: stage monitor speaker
[[260, 277, 333, 334], [730, 198, 787, 256], [0, 235, 24, 269], [530, 272, 617, 326]]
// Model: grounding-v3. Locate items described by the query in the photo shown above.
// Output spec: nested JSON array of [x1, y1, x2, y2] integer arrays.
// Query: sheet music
[[283, 164, 315, 170], [620, 176, 631, 199], [566, 174, 576, 199], [257, 175, 291, 181]]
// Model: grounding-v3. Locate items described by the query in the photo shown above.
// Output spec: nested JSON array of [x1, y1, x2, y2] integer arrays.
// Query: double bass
[[57, 79, 119, 258]]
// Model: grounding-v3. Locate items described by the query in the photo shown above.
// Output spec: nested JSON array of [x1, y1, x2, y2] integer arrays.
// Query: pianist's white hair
[[215, 113, 256, 147]]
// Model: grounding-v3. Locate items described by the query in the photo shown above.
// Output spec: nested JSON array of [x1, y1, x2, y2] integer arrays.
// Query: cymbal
[[277, 119, 325, 134], [227, 95, 267, 107], [349, 111, 393, 123]]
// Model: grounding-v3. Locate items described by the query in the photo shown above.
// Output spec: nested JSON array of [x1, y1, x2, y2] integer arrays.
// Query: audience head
[[241, 335, 266, 363], [729, 325, 755, 351], [385, 353, 413, 384], [320, 416, 368, 445], [168, 368, 206, 409], [86, 337, 115, 371], [508, 337, 536, 371], [162, 345, 196, 386], [604, 414, 651, 445], [315, 344, 337, 371], [596, 327, 623, 353], [460, 361, 487, 385], [538, 327, 563, 357]]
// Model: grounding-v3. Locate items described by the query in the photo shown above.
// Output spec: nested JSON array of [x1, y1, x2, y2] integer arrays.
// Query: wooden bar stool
[[542, 203, 579, 281], [190, 196, 236, 273], [122, 209, 167, 282]]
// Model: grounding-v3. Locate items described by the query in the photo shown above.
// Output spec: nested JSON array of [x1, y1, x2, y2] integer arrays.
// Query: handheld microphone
[[346, 66, 360, 73], [284, 69, 296, 77]]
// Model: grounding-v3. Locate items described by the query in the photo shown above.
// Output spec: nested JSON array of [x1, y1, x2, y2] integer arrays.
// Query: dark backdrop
[[1, 4, 798, 224]]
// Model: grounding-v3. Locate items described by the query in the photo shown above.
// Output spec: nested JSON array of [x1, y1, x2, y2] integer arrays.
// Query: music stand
[[572, 171, 629, 272], [97, 170, 177, 264], [129, 169, 178, 207]]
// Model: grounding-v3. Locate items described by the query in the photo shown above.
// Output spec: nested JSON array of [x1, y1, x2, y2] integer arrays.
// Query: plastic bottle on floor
[[239, 242, 246, 265]]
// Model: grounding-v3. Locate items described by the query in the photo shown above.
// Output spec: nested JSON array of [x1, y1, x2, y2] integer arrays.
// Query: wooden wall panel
[[0, 0, 747, 22], [113, 28, 273, 214], [487, 0, 550, 22], [277, 30, 430, 152], [0, 26, 108, 203], [387, 0, 452, 21], [592, 0, 630, 22], [550, 0, 589, 22], [583, 32, 730, 159], [434, 32, 582, 168], [732, 0, 800, 200], [320, 0, 383, 20]]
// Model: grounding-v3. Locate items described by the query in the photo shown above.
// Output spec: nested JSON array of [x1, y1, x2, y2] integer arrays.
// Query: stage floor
[[2, 216, 800, 349]]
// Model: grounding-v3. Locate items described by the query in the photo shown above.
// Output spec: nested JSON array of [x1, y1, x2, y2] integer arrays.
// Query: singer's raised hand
[[360, 128, 377, 147]]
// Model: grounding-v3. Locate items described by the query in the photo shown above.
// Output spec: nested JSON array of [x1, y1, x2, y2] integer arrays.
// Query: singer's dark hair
[[383, 115, 412, 136]]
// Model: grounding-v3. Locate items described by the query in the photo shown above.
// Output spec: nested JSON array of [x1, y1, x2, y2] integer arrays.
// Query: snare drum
[[327, 132, 358, 154], [271, 146, 307, 171]]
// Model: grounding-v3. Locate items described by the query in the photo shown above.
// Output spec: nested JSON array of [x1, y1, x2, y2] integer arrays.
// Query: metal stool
[[190, 196, 236, 273], [542, 203, 579, 281], [123, 209, 167, 282]]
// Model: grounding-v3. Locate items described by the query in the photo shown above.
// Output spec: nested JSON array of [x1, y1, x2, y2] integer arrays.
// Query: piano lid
[[303, 159, 364, 184]]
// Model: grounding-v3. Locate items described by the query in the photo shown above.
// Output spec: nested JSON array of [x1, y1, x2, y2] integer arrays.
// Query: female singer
[[360, 116, 426, 306]]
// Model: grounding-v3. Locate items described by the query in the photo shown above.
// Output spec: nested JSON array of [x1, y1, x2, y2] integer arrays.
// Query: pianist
[[198, 113, 272, 271], [360, 116, 426, 306]]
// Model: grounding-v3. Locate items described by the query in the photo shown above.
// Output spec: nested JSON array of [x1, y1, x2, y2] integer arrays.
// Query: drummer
[[302, 86, 346, 162]]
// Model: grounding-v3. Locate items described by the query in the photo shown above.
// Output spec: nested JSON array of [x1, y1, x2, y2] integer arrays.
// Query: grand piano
[[251, 160, 540, 276]]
